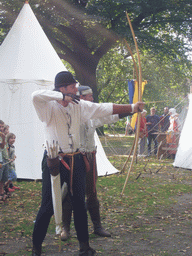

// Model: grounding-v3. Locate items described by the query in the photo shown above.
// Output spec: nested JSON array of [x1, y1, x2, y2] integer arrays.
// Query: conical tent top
[[0, 2, 66, 82]]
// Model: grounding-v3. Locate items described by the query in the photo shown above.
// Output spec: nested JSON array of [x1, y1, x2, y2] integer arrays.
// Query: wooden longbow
[[120, 39, 138, 173], [121, 12, 143, 195]]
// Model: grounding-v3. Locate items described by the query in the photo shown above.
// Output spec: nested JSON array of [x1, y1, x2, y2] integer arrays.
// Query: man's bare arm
[[113, 102, 144, 115]]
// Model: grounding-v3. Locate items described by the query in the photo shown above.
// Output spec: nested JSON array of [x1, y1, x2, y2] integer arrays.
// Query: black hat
[[78, 85, 93, 95], [54, 71, 77, 88]]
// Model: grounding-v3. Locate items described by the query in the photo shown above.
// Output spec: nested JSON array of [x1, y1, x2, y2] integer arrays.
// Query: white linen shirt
[[32, 90, 113, 153], [79, 116, 119, 152]]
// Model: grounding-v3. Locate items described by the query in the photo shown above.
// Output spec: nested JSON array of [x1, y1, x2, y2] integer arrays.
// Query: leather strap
[[59, 152, 80, 195]]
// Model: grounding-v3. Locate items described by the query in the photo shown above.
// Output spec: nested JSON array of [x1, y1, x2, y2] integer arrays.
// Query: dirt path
[[1, 192, 192, 256]]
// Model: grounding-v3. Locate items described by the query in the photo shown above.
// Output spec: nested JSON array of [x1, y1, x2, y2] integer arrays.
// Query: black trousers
[[32, 152, 89, 246], [147, 133, 158, 155]]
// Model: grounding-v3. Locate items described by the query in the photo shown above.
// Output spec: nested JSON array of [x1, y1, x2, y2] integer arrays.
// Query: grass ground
[[0, 135, 192, 255]]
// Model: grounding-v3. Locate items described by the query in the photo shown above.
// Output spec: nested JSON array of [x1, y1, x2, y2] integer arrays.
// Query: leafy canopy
[[0, 0, 192, 103]]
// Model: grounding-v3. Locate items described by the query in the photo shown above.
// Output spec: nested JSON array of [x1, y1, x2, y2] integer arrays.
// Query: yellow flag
[[131, 80, 147, 129]]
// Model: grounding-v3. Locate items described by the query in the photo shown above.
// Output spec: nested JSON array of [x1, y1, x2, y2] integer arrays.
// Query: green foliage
[[1, 0, 192, 102], [96, 45, 192, 115], [87, 0, 192, 57], [141, 52, 191, 115], [97, 44, 133, 104]]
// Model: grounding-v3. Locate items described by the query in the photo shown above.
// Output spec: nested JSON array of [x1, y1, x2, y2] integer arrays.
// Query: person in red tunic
[[136, 110, 148, 155]]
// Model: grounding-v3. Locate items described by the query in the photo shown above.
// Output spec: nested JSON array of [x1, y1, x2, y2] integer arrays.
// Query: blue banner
[[128, 80, 135, 104]]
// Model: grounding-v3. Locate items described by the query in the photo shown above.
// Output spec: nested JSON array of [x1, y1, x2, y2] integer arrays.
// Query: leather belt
[[59, 150, 97, 195]]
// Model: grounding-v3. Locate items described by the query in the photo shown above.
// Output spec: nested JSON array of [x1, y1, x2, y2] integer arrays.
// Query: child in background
[[4, 125, 10, 136], [0, 120, 9, 202], [3, 125, 19, 192], [4, 133, 20, 192]]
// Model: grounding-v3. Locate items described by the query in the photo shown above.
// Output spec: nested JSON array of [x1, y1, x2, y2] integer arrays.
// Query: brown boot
[[88, 201, 111, 237], [79, 241, 96, 256], [32, 244, 41, 256], [61, 225, 70, 241], [94, 225, 111, 237], [61, 192, 72, 241]]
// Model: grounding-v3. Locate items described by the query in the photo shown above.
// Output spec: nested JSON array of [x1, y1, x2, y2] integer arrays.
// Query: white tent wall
[[173, 93, 192, 170], [0, 2, 119, 179], [95, 132, 119, 176], [0, 82, 52, 180], [0, 2, 66, 179]]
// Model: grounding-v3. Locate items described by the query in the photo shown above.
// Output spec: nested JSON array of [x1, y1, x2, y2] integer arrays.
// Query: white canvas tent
[[0, 2, 119, 179], [95, 132, 119, 176], [173, 94, 192, 170], [0, 2, 67, 180]]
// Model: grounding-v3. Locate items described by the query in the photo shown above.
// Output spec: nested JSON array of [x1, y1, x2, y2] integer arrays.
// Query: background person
[[3, 125, 10, 136], [61, 85, 132, 241], [4, 133, 20, 193], [146, 107, 160, 156], [0, 120, 9, 202], [160, 107, 170, 132], [136, 109, 148, 156]]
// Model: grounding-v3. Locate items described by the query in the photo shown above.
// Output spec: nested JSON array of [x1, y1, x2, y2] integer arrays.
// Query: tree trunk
[[75, 63, 99, 103]]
